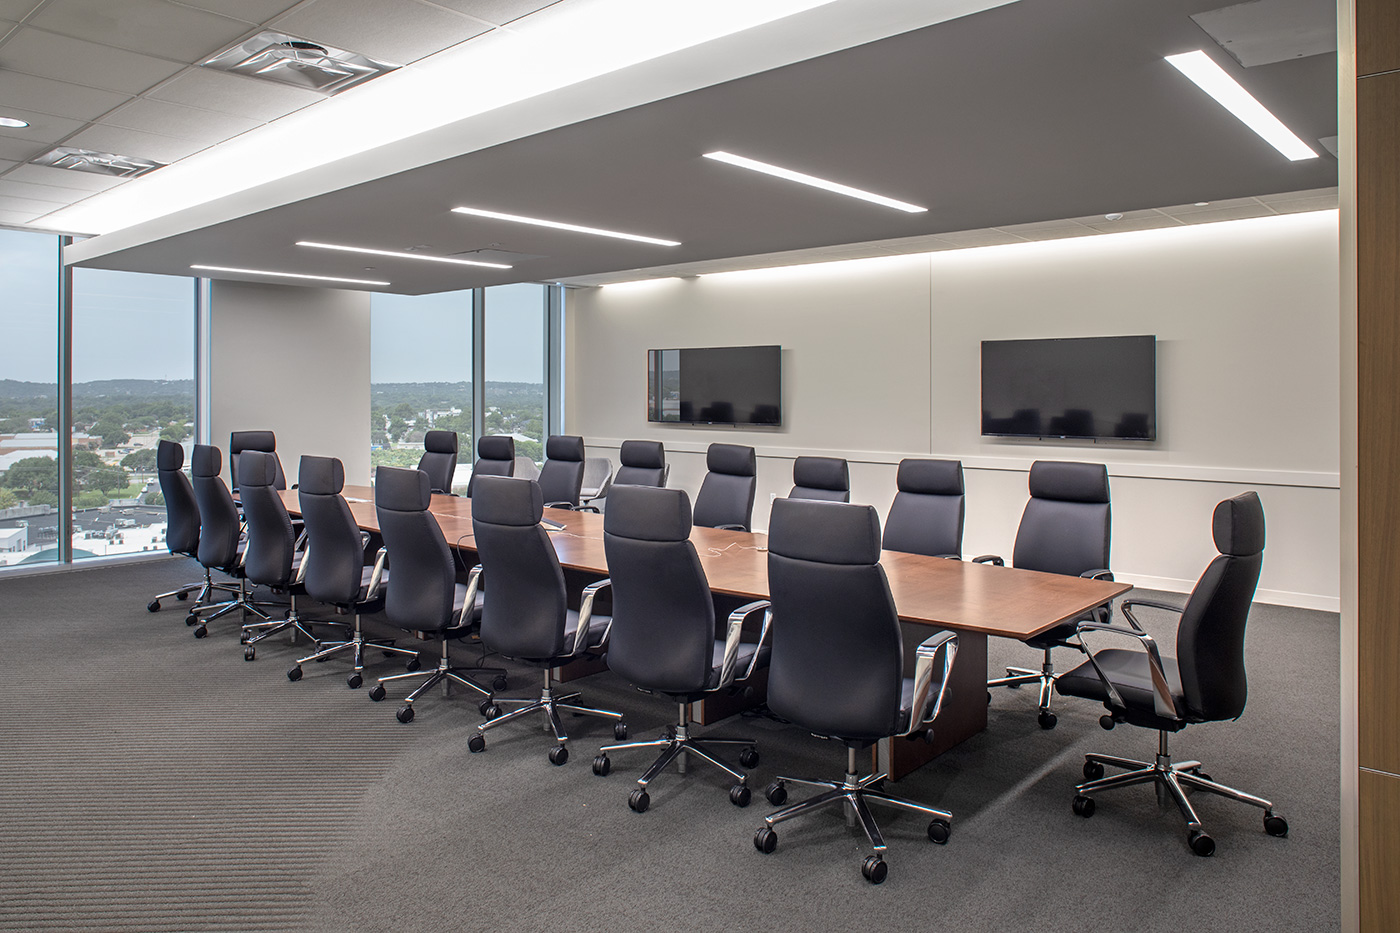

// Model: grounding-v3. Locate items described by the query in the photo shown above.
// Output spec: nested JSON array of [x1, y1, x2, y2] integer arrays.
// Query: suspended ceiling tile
[[0, 133, 47, 161], [146, 68, 321, 121], [0, 193, 71, 212], [1082, 214, 1185, 233], [102, 97, 261, 141], [0, 1, 38, 19], [429, 0, 560, 27], [0, 157, 17, 172], [0, 71, 131, 122], [1174, 203, 1275, 224], [270, 0, 490, 64], [173, 0, 304, 24], [1266, 193, 1339, 213], [0, 208, 42, 223], [65, 124, 208, 162], [931, 229, 1028, 248], [0, 106, 86, 144], [1255, 185, 1337, 204], [4, 162, 128, 190], [0, 177, 90, 201], [0, 27, 186, 94], [998, 219, 1099, 240], [1156, 195, 1264, 217], [29, 0, 253, 63]]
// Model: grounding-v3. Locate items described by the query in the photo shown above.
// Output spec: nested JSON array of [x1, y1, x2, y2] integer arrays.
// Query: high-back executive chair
[[537, 434, 587, 509], [692, 443, 758, 532], [466, 476, 624, 764], [978, 460, 1113, 729], [417, 430, 459, 495], [613, 440, 668, 487], [465, 435, 515, 497], [590, 485, 771, 812], [147, 440, 236, 614], [754, 497, 959, 884], [228, 430, 286, 492], [365, 466, 507, 723], [578, 457, 613, 510], [787, 456, 850, 502], [1058, 491, 1288, 857], [285, 456, 419, 688], [186, 444, 270, 638], [882, 458, 965, 559]]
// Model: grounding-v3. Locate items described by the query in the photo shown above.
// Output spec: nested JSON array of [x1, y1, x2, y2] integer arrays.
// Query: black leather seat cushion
[[1057, 647, 1187, 729]]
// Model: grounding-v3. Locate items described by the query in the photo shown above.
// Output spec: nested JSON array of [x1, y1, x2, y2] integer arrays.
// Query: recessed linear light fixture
[[297, 241, 512, 269], [190, 264, 389, 286], [452, 207, 681, 247], [0, 116, 30, 129], [702, 151, 927, 213], [1165, 50, 1318, 162]]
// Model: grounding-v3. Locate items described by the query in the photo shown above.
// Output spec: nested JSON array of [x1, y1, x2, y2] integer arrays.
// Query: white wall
[[567, 210, 1341, 610], [209, 281, 371, 487]]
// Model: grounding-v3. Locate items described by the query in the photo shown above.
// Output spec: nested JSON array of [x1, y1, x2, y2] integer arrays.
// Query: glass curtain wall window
[[484, 283, 547, 465]]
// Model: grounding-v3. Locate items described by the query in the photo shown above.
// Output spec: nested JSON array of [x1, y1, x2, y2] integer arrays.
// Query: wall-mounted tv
[[981, 335, 1156, 441], [647, 345, 782, 426]]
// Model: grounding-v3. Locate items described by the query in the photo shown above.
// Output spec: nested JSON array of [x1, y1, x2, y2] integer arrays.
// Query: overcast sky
[[371, 282, 546, 384]]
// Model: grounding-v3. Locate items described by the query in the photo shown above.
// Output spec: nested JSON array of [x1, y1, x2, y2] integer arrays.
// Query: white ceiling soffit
[[1192, 0, 1337, 67], [58, 0, 1016, 252]]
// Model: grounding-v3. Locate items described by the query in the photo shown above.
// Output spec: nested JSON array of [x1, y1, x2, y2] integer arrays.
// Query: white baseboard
[[1115, 571, 1339, 613]]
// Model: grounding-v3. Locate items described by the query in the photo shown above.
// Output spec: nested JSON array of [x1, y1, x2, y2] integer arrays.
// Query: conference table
[[282, 485, 1130, 779]]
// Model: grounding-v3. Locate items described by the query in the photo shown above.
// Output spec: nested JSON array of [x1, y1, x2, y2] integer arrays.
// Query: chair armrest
[[899, 630, 959, 737], [366, 547, 388, 600], [545, 501, 576, 510], [1080, 568, 1114, 581], [456, 565, 483, 628], [936, 553, 961, 561], [715, 523, 748, 532], [1074, 620, 1178, 722], [718, 600, 771, 689], [575, 505, 601, 513], [972, 554, 1003, 566], [572, 578, 612, 656], [293, 532, 310, 585]]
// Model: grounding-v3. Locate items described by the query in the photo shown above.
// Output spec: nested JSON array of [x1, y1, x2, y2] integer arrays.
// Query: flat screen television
[[981, 335, 1156, 440], [647, 345, 782, 426]]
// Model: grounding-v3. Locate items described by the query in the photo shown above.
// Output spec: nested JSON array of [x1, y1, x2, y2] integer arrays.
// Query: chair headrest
[[375, 466, 431, 512], [706, 442, 755, 477], [472, 475, 543, 526], [619, 439, 665, 470], [1213, 491, 1265, 557], [298, 455, 344, 496], [793, 456, 848, 492], [546, 434, 585, 462], [769, 497, 880, 564], [156, 439, 183, 471], [605, 485, 691, 542], [897, 458, 963, 496], [1027, 460, 1109, 504], [191, 444, 221, 478], [238, 450, 277, 488], [423, 430, 458, 455], [229, 430, 276, 455], [477, 435, 514, 462]]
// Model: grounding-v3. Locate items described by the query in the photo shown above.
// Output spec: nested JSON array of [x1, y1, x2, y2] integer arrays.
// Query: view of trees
[[369, 380, 545, 467]]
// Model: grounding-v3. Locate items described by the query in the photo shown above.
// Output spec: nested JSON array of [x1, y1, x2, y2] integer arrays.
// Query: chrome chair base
[[469, 667, 623, 763], [987, 647, 1071, 727], [287, 612, 417, 689], [594, 702, 757, 809], [185, 577, 280, 638], [370, 637, 506, 721], [240, 595, 350, 659]]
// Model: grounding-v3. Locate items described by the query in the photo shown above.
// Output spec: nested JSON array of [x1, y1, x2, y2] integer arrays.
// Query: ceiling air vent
[[33, 146, 167, 178], [201, 31, 400, 94]]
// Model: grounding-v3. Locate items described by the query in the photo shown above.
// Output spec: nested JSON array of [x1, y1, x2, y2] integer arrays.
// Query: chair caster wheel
[[287, 666, 302, 682], [592, 754, 611, 776], [754, 826, 777, 853], [239, 631, 250, 644], [614, 722, 628, 742], [176, 590, 189, 601], [244, 646, 255, 661], [193, 625, 208, 639], [1188, 828, 1215, 857], [1264, 812, 1289, 837], [987, 691, 992, 705], [549, 744, 569, 766], [928, 818, 951, 844], [1072, 795, 1095, 818], [1083, 761, 1104, 781], [185, 614, 198, 627], [1099, 715, 1117, 731], [1037, 710, 1057, 730], [729, 783, 751, 807], [147, 600, 161, 613], [628, 788, 650, 812], [861, 854, 888, 884], [482, 703, 501, 720], [739, 747, 759, 768], [492, 674, 509, 692], [1193, 771, 1213, 783], [396, 705, 414, 724], [467, 733, 486, 753], [347, 673, 362, 689], [368, 685, 386, 702], [405, 655, 421, 673], [765, 781, 787, 806]]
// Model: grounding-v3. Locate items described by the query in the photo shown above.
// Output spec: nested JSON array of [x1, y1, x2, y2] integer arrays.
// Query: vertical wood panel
[[1361, 770, 1400, 930], [1357, 3, 1400, 77]]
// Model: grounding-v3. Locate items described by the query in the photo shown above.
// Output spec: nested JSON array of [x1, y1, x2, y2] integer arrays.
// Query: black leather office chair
[[366, 466, 507, 723], [286, 456, 419, 688], [186, 444, 269, 638], [466, 476, 623, 764], [578, 457, 613, 510], [882, 458, 964, 559], [788, 456, 849, 502], [229, 430, 286, 492], [613, 440, 667, 487], [979, 460, 1113, 729], [465, 435, 515, 497], [754, 497, 959, 884], [692, 443, 757, 532], [1058, 492, 1288, 857], [590, 485, 771, 811], [147, 440, 234, 613], [417, 430, 459, 494], [537, 435, 586, 509]]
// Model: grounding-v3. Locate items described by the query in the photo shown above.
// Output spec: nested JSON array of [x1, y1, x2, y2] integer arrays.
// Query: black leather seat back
[[603, 485, 715, 694], [298, 456, 366, 607], [613, 440, 667, 487], [692, 443, 757, 531], [766, 498, 903, 741], [466, 435, 516, 497], [238, 450, 294, 586], [1012, 461, 1110, 576], [191, 444, 240, 571], [472, 476, 568, 658], [416, 430, 459, 494], [1176, 492, 1265, 723], [156, 440, 200, 557], [882, 459, 965, 558], [229, 430, 286, 492], [375, 466, 456, 632], [789, 456, 850, 502], [537, 435, 586, 507]]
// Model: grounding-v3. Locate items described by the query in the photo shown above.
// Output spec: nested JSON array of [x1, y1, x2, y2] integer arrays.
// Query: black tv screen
[[648, 345, 782, 426], [981, 336, 1156, 440]]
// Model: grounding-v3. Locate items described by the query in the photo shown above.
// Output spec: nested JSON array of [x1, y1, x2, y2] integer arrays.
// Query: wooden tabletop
[[282, 485, 1129, 640]]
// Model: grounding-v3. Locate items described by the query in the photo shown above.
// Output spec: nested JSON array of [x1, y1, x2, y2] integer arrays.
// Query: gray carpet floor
[[0, 558, 1340, 932]]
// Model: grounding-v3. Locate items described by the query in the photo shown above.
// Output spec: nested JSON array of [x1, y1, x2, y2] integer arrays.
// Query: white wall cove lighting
[[190, 264, 390, 286], [1165, 50, 1318, 162], [297, 241, 513, 268], [702, 151, 927, 212], [452, 207, 681, 246]]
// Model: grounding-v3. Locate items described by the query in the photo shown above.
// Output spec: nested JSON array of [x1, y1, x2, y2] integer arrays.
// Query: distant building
[[0, 525, 27, 553]]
